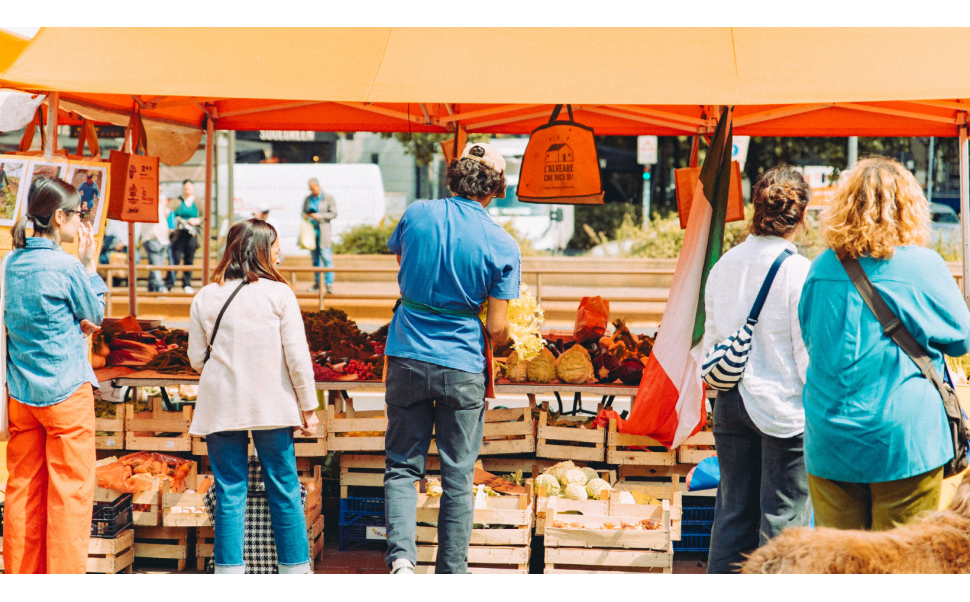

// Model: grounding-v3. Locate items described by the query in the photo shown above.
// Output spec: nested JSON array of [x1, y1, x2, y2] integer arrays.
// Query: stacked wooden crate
[[536, 408, 606, 462], [126, 396, 193, 453], [0, 529, 135, 574], [95, 402, 125, 451]]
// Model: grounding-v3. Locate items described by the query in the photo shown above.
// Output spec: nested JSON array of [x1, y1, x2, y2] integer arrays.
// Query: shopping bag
[[573, 296, 610, 343], [686, 455, 720, 491], [297, 218, 317, 251]]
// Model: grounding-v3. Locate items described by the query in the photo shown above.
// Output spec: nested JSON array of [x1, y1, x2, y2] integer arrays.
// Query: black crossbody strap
[[840, 257, 948, 394], [203, 281, 247, 365], [747, 249, 794, 324]]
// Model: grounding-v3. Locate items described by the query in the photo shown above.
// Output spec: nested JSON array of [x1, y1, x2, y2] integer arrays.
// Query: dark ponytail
[[12, 177, 81, 249]]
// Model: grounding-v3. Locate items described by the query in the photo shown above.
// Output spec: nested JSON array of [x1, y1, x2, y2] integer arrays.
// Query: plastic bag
[[686, 455, 720, 491], [573, 296, 610, 343]]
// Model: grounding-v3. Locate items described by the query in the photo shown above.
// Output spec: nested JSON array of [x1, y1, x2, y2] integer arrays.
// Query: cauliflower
[[617, 490, 636, 505], [563, 483, 589, 500], [535, 473, 561, 497], [581, 467, 600, 483], [560, 468, 589, 487], [479, 283, 545, 361], [545, 461, 575, 481], [585, 478, 612, 500], [526, 347, 557, 383], [556, 345, 594, 384]]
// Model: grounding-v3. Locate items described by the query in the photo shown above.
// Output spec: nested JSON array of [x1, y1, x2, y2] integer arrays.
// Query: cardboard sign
[[518, 105, 604, 205], [674, 161, 745, 229], [107, 150, 159, 222]]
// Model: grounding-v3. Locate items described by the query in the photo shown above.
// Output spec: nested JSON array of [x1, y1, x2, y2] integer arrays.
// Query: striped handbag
[[701, 249, 793, 391]]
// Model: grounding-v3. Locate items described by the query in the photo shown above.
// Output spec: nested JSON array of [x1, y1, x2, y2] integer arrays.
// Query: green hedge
[[332, 219, 398, 255]]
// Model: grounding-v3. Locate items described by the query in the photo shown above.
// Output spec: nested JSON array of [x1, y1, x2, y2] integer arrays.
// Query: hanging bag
[[297, 218, 318, 251], [701, 249, 793, 391], [517, 104, 604, 205], [840, 256, 969, 478]]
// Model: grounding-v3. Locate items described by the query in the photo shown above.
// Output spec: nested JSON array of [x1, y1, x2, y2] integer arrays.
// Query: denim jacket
[[4, 238, 108, 406]]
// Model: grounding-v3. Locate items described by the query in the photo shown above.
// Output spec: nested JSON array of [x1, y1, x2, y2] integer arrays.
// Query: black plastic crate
[[674, 523, 712, 552], [338, 522, 387, 552], [91, 493, 133, 539], [339, 497, 385, 525]]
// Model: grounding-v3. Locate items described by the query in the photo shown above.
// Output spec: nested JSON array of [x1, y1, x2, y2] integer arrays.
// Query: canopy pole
[[44, 92, 58, 156], [927, 136, 935, 203], [227, 130, 235, 238], [847, 136, 858, 168], [959, 122, 969, 305], [125, 113, 137, 316], [203, 115, 214, 286]]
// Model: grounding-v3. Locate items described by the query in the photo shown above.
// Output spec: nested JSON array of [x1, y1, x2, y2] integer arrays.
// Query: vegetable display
[[92, 316, 192, 372], [303, 309, 389, 381], [479, 283, 545, 362]]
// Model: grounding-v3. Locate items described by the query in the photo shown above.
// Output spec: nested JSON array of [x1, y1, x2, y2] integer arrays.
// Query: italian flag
[[620, 107, 734, 448]]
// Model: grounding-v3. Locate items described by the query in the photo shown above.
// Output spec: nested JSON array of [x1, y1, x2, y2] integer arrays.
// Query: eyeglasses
[[62, 208, 91, 220]]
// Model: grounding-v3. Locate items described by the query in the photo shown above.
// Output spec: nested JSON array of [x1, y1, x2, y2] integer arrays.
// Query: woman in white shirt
[[187, 219, 320, 574], [701, 166, 813, 574]]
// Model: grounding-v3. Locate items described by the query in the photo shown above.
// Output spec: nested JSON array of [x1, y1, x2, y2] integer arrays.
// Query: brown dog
[[741, 471, 970, 574]]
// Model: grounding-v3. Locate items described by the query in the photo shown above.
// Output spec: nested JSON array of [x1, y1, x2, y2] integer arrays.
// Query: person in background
[[187, 219, 319, 574], [301, 179, 337, 294], [0, 162, 9, 192], [382, 143, 518, 574], [702, 166, 814, 574], [77, 172, 99, 215], [799, 157, 970, 531], [140, 188, 171, 294], [2, 177, 107, 574], [254, 207, 270, 221], [166, 179, 201, 294]]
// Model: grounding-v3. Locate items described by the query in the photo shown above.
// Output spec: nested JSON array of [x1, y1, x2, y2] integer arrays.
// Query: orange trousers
[[2, 384, 95, 574]]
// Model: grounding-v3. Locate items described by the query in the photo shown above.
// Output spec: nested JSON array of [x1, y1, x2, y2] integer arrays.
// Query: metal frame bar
[[465, 109, 555, 130], [732, 103, 832, 127], [437, 104, 539, 124], [833, 102, 959, 125], [216, 101, 329, 119], [906, 99, 970, 112], [202, 114, 214, 287], [332, 101, 429, 126], [609, 104, 708, 127], [581, 105, 699, 133]]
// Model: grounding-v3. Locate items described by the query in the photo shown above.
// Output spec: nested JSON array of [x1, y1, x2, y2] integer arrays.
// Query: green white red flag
[[619, 106, 734, 448]]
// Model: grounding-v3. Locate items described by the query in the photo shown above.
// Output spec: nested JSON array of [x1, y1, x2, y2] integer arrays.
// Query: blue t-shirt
[[78, 180, 99, 209], [385, 196, 521, 373], [798, 246, 970, 483]]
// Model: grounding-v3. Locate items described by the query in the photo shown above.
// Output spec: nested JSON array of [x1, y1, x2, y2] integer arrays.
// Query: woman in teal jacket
[[798, 157, 970, 531]]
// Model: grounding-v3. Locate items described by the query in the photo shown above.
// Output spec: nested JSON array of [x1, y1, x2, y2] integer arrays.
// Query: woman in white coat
[[187, 219, 319, 574]]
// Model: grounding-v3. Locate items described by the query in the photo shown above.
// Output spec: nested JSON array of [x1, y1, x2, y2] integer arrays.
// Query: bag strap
[[746, 249, 794, 324], [203, 280, 247, 364], [548, 104, 574, 123], [840, 256, 950, 397]]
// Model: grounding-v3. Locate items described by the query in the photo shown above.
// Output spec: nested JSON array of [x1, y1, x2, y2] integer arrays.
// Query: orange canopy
[[2, 27, 969, 138]]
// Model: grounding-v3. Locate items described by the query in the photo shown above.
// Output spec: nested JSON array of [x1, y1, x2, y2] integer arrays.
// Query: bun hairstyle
[[12, 176, 81, 249], [750, 166, 811, 238]]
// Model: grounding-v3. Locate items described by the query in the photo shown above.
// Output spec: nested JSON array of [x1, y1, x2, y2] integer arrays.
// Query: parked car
[[930, 202, 961, 246]]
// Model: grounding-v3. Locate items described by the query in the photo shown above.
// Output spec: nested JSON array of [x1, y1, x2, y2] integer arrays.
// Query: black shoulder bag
[[203, 281, 247, 364], [841, 256, 969, 478]]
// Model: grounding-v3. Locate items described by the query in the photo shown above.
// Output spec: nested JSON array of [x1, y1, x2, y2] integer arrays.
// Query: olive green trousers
[[808, 466, 943, 531]]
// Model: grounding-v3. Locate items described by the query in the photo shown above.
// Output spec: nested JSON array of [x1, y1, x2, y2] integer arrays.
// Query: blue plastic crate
[[339, 497, 386, 525], [682, 506, 715, 525], [338, 522, 388, 552], [674, 523, 712, 553]]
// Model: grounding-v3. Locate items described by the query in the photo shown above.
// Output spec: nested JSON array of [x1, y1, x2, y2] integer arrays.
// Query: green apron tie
[[400, 295, 480, 318]]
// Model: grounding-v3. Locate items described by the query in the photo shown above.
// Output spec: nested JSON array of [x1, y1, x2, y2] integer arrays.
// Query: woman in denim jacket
[[2, 177, 107, 574]]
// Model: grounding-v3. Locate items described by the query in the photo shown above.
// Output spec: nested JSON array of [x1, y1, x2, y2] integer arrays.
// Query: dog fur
[[741, 471, 970, 574]]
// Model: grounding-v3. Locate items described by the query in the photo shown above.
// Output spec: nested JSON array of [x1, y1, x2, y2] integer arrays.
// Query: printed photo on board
[[66, 163, 108, 234], [0, 156, 28, 226], [21, 160, 69, 228]]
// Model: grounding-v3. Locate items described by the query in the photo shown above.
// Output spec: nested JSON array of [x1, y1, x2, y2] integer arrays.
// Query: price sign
[[107, 150, 160, 222]]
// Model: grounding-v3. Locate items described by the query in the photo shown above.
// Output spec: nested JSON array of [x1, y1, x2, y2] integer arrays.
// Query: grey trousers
[[383, 355, 486, 574], [707, 387, 812, 574]]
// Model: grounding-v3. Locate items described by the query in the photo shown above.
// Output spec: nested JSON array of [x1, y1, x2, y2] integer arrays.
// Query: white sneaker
[[159, 287, 169, 294], [183, 286, 194, 294], [390, 558, 414, 574]]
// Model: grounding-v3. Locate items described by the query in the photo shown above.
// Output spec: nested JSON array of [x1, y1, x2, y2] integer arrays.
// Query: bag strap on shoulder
[[839, 256, 949, 395], [203, 280, 247, 365], [747, 249, 794, 324]]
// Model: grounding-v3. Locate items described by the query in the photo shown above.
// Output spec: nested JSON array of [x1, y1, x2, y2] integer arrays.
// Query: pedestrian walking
[[166, 179, 201, 293], [799, 156, 970, 531], [140, 188, 171, 293], [300, 179, 337, 294], [702, 166, 814, 574], [1, 177, 107, 574], [382, 143, 519, 574], [187, 219, 319, 574]]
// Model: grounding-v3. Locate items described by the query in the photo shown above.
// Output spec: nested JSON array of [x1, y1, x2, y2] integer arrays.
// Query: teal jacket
[[798, 246, 970, 483]]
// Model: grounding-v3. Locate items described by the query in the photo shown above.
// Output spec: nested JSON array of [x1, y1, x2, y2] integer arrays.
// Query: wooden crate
[[606, 418, 677, 465], [0, 530, 135, 574], [190, 411, 327, 457], [447, 407, 535, 456], [133, 525, 189, 571], [95, 402, 125, 451], [126, 396, 193, 452], [326, 393, 388, 452], [542, 494, 674, 574], [196, 511, 326, 570], [678, 431, 716, 464], [414, 480, 533, 574], [536, 410, 605, 462]]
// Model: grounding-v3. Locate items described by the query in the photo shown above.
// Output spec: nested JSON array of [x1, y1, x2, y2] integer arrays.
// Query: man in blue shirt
[[301, 179, 338, 294], [383, 143, 520, 575], [77, 172, 99, 214]]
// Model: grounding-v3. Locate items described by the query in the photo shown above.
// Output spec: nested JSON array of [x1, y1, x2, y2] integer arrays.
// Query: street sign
[[637, 135, 658, 165], [732, 136, 750, 171]]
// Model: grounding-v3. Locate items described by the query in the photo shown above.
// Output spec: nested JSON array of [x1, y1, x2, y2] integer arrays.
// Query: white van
[[230, 163, 386, 256]]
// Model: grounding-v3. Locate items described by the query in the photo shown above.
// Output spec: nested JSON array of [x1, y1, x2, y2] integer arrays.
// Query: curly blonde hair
[[820, 156, 930, 260]]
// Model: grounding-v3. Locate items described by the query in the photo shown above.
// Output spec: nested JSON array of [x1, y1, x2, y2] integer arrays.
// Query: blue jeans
[[206, 428, 311, 574], [707, 387, 811, 574], [383, 356, 486, 574], [143, 239, 169, 292], [311, 242, 334, 288]]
